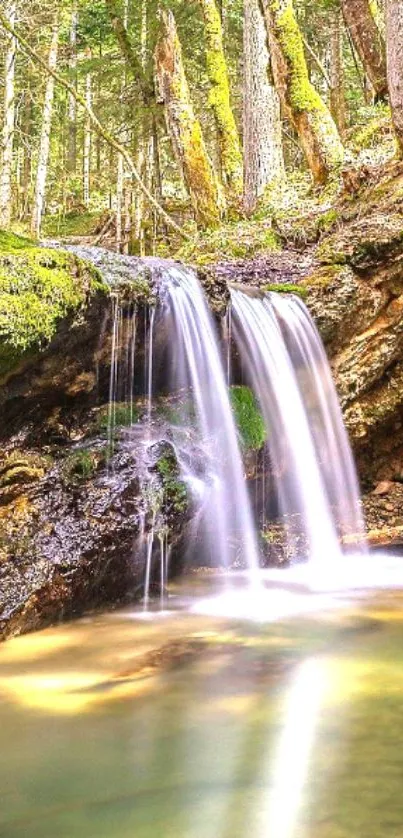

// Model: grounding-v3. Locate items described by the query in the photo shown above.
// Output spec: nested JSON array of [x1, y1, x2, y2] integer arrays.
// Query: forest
[[0, 0, 399, 255], [2, 3, 403, 837]]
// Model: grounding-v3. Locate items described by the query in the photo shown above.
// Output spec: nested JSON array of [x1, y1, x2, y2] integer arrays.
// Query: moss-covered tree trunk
[[155, 9, 224, 228], [260, 0, 344, 185], [386, 0, 403, 153], [199, 0, 243, 196], [341, 0, 387, 100]]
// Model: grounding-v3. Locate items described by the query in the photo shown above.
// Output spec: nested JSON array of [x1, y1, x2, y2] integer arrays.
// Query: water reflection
[[0, 590, 403, 837]]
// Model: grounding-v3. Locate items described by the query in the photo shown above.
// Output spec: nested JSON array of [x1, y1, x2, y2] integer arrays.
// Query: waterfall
[[231, 287, 367, 577], [61, 243, 387, 600], [157, 264, 260, 576]]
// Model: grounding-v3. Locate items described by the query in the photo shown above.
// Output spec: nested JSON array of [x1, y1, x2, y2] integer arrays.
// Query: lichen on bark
[[199, 0, 243, 196], [155, 9, 225, 228], [261, 0, 344, 183]]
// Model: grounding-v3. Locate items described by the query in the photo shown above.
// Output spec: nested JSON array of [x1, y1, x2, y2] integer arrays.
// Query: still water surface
[[1, 581, 403, 838]]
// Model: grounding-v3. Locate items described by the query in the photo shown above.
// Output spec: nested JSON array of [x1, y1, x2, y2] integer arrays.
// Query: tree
[[67, 4, 78, 173], [83, 48, 92, 207], [260, 0, 344, 184], [243, 0, 284, 215], [31, 18, 59, 237], [0, 0, 17, 228], [155, 9, 225, 228], [341, 0, 387, 100], [0, 6, 189, 241], [386, 0, 403, 152], [199, 0, 243, 196], [329, 9, 347, 137]]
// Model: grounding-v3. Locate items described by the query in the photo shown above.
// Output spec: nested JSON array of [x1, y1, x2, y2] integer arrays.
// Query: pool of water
[[1, 579, 403, 838]]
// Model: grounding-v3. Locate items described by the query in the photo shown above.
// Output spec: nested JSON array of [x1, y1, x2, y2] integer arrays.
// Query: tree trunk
[[31, 20, 59, 238], [243, 0, 284, 215], [199, 0, 243, 195], [155, 9, 224, 228], [131, 0, 147, 253], [260, 0, 344, 185], [386, 0, 403, 153], [67, 4, 78, 173], [329, 10, 347, 137], [83, 49, 92, 207], [0, 0, 16, 229], [341, 0, 387, 99], [20, 86, 33, 220]]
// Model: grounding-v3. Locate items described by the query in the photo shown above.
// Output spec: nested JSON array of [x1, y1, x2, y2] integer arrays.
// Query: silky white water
[[157, 264, 261, 576], [60, 245, 402, 604]]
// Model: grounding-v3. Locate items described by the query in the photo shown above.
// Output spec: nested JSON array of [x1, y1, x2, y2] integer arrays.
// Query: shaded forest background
[[0, 0, 400, 261]]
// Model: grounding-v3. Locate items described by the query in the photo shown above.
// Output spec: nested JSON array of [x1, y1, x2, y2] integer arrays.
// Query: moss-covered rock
[[230, 385, 267, 452], [0, 231, 106, 380]]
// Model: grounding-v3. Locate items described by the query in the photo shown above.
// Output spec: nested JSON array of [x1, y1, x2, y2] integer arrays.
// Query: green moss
[[301, 265, 344, 289], [263, 282, 309, 299], [169, 219, 280, 265], [96, 402, 139, 433], [230, 385, 267, 452], [0, 451, 52, 490], [201, 0, 243, 194], [42, 211, 100, 239], [156, 450, 188, 515], [0, 230, 106, 379], [63, 448, 105, 482], [269, 0, 343, 177]]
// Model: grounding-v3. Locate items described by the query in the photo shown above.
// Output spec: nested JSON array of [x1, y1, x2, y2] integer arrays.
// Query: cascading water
[[57, 243, 402, 604], [231, 287, 367, 585], [156, 264, 260, 577]]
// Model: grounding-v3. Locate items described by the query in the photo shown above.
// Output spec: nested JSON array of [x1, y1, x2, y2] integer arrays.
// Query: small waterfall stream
[[231, 287, 367, 577], [157, 264, 260, 577]]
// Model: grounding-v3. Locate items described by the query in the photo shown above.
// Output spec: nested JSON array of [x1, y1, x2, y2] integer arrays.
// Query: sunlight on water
[[1, 586, 403, 838]]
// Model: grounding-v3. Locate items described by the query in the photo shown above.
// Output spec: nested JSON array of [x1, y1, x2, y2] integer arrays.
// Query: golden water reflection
[[1, 591, 403, 837]]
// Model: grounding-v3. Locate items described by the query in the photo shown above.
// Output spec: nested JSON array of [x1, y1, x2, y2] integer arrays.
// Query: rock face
[[0, 238, 191, 641], [300, 161, 403, 494]]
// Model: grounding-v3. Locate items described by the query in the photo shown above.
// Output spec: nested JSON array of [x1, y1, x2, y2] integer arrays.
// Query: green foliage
[[156, 450, 188, 514], [97, 402, 139, 432], [42, 212, 101, 239], [230, 385, 267, 451], [263, 282, 309, 299], [170, 219, 280, 264], [63, 447, 105, 481], [0, 231, 106, 379]]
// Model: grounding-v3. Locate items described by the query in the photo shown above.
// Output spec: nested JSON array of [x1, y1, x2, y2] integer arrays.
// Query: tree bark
[[260, 0, 344, 184], [31, 19, 59, 238], [199, 0, 243, 195], [243, 0, 284, 215], [329, 10, 347, 137], [83, 49, 92, 207], [0, 0, 16, 229], [341, 0, 387, 99], [67, 4, 78, 173], [386, 0, 403, 153], [155, 9, 224, 228]]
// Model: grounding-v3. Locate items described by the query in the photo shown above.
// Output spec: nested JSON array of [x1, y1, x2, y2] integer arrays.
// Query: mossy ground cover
[[168, 219, 280, 265], [0, 230, 106, 379]]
